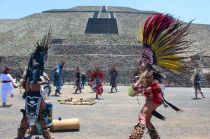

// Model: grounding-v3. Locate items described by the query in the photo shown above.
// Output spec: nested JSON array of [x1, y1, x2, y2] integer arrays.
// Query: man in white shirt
[[0, 67, 16, 107]]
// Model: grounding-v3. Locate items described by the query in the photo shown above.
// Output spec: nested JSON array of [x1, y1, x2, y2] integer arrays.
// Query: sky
[[0, 0, 209, 24]]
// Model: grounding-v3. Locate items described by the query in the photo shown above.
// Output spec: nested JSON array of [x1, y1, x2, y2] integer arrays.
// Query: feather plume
[[140, 13, 192, 72], [26, 29, 52, 85]]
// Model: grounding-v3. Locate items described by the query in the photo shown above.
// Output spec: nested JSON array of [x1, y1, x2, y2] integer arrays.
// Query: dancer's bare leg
[[194, 88, 198, 98], [129, 101, 160, 139], [143, 101, 160, 139], [198, 88, 205, 98]]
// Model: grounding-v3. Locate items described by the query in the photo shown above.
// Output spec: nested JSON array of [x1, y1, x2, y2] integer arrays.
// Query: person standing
[[52, 61, 65, 96], [87, 70, 94, 91], [81, 73, 87, 89], [192, 64, 205, 98], [0, 67, 16, 107], [74, 67, 82, 93], [109, 65, 118, 93]]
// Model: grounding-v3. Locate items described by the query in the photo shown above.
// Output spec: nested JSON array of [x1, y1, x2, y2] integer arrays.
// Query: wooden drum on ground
[[51, 118, 80, 132]]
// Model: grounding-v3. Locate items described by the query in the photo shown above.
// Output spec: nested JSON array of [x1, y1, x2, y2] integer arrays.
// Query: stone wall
[[50, 44, 141, 55]]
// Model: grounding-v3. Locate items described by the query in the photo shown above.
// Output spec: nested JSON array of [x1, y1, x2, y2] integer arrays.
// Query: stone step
[[1, 54, 139, 69], [46, 54, 139, 70], [52, 35, 140, 45], [51, 44, 141, 55], [2, 54, 139, 72]]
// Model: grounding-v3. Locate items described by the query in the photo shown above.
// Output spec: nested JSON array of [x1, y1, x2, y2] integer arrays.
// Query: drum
[[45, 101, 53, 126], [51, 118, 80, 132]]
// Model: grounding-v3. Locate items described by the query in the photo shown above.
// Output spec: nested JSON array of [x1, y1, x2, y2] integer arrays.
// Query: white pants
[[1, 87, 14, 103], [1, 91, 8, 103]]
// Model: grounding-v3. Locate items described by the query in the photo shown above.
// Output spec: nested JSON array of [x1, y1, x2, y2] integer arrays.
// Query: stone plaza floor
[[0, 85, 210, 139]]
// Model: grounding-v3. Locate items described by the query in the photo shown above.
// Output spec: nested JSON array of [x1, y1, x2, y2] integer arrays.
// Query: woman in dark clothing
[[74, 67, 81, 93], [192, 65, 205, 98], [109, 65, 118, 93], [81, 73, 87, 89]]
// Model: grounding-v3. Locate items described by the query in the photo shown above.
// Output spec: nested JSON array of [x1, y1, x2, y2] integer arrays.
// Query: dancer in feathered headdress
[[129, 13, 192, 139], [17, 30, 54, 139], [90, 66, 104, 99]]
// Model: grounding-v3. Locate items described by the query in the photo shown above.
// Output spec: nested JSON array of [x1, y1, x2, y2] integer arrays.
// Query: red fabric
[[3, 67, 11, 74], [96, 83, 103, 95], [91, 71, 104, 95], [91, 71, 104, 80], [143, 87, 151, 97], [143, 13, 174, 45], [144, 82, 163, 105], [151, 82, 163, 104]]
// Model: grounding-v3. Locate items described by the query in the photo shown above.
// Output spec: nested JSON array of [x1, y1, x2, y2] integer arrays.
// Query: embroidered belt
[[2, 80, 12, 83]]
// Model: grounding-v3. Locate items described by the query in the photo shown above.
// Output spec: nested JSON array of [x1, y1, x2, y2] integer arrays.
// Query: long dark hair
[[146, 64, 164, 83], [3, 71, 9, 74], [3, 69, 10, 74], [153, 71, 164, 83]]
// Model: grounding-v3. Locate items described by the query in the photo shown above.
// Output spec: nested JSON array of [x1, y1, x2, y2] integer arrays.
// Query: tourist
[[87, 70, 94, 91], [74, 66, 82, 93], [52, 61, 65, 96], [81, 72, 87, 89], [109, 64, 118, 93], [192, 64, 205, 98], [129, 13, 192, 139], [0, 67, 16, 107]]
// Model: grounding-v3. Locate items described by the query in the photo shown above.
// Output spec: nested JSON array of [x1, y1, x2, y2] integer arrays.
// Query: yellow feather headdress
[[139, 13, 192, 72]]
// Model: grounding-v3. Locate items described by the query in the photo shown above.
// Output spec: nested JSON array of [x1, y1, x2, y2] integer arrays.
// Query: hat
[[3, 67, 11, 73], [4, 67, 11, 70]]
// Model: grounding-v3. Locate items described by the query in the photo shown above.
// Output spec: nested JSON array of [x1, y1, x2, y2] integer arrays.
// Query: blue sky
[[0, 0, 209, 24]]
